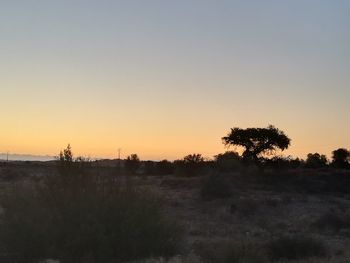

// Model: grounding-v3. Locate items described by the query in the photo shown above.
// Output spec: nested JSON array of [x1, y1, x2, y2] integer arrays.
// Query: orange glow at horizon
[[1, 1, 349, 160], [1, 120, 348, 161]]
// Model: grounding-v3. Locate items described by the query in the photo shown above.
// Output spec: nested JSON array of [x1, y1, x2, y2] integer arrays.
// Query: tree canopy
[[59, 144, 73, 163], [222, 125, 291, 161], [305, 153, 328, 168], [332, 148, 350, 168]]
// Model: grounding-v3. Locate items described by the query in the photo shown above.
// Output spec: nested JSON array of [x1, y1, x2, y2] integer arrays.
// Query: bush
[[214, 151, 241, 172], [155, 160, 174, 175], [313, 211, 350, 233], [230, 198, 259, 218], [217, 245, 266, 263], [266, 235, 327, 261], [260, 156, 303, 169], [143, 160, 175, 175], [143, 160, 156, 175], [0, 167, 182, 263], [0, 168, 21, 181], [332, 148, 350, 168], [125, 154, 141, 174], [174, 154, 205, 177], [196, 242, 267, 263], [305, 153, 328, 168], [200, 175, 232, 200]]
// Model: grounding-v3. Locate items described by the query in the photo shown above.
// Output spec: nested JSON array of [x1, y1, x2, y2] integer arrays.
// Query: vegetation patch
[[313, 211, 350, 233], [195, 241, 267, 263], [200, 175, 232, 200], [266, 235, 328, 261], [0, 161, 182, 263], [230, 198, 259, 218]]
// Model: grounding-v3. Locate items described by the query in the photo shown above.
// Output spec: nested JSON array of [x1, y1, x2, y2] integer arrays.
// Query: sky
[[1, 0, 349, 161]]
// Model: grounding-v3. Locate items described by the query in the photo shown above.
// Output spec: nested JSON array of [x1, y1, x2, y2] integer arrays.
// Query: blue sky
[[1, 1, 349, 160]]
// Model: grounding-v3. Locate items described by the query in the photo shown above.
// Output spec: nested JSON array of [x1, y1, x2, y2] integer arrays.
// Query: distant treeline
[[3, 124, 347, 175], [118, 149, 350, 176], [54, 147, 349, 177], [56, 124, 350, 175]]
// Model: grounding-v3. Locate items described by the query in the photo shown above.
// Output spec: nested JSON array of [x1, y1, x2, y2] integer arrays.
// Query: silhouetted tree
[[332, 148, 350, 168], [222, 125, 291, 162], [125, 154, 141, 174], [58, 145, 90, 168], [59, 144, 73, 163], [305, 153, 328, 168], [57, 144, 91, 181], [58, 144, 75, 175]]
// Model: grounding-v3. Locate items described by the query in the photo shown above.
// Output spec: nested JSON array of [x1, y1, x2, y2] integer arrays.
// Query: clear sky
[[1, 0, 349, 160]]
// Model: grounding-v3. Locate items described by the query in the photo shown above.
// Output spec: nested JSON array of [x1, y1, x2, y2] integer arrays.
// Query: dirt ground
[[1, 164, 350, 262], [143, 173, 350, 262]]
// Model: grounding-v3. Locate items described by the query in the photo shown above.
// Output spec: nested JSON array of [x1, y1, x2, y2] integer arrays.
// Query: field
[[1, 162, 350, 262]]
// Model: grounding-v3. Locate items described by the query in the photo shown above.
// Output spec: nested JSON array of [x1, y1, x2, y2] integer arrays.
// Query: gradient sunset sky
[[1, 1, 349, 160]]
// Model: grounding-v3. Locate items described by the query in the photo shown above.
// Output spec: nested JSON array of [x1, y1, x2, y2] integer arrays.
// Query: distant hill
[[0, 153, 55, 162]]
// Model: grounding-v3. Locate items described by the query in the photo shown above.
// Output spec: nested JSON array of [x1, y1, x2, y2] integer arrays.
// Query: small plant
[[200, 175, 232, 200], [266, 235, 327, 261]]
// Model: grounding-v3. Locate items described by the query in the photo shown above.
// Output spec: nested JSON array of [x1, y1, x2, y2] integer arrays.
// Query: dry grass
[[1, 165, 350, 262], [0, 168, 182, 263]]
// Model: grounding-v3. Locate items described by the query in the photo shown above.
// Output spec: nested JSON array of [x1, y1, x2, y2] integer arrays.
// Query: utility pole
[[6, 151, 9, 163], [117, 148, 122, 174], [118, 148, 121, 160]]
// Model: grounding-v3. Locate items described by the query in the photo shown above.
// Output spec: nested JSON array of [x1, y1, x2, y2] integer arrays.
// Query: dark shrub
[[214, 151, 241, 172], [218, 244, 266, 263], [230, 198, 259, 218], [313, 211, 350, 233], [174, 154, 205, 176], [161, 177, 201, 189], [261, 156, 303, 169], [0, 168, 21, 181], [305, 153, 328, 168], [143, 160, 155, 174], [155, 159, 175, 175], [332, 148, 350, 168], [125, 154, 141, 174], [196, 242, 267, 263], [0, 168, 182, 263], [266, 235, 327, 261], [200, 175, 232, 200]]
